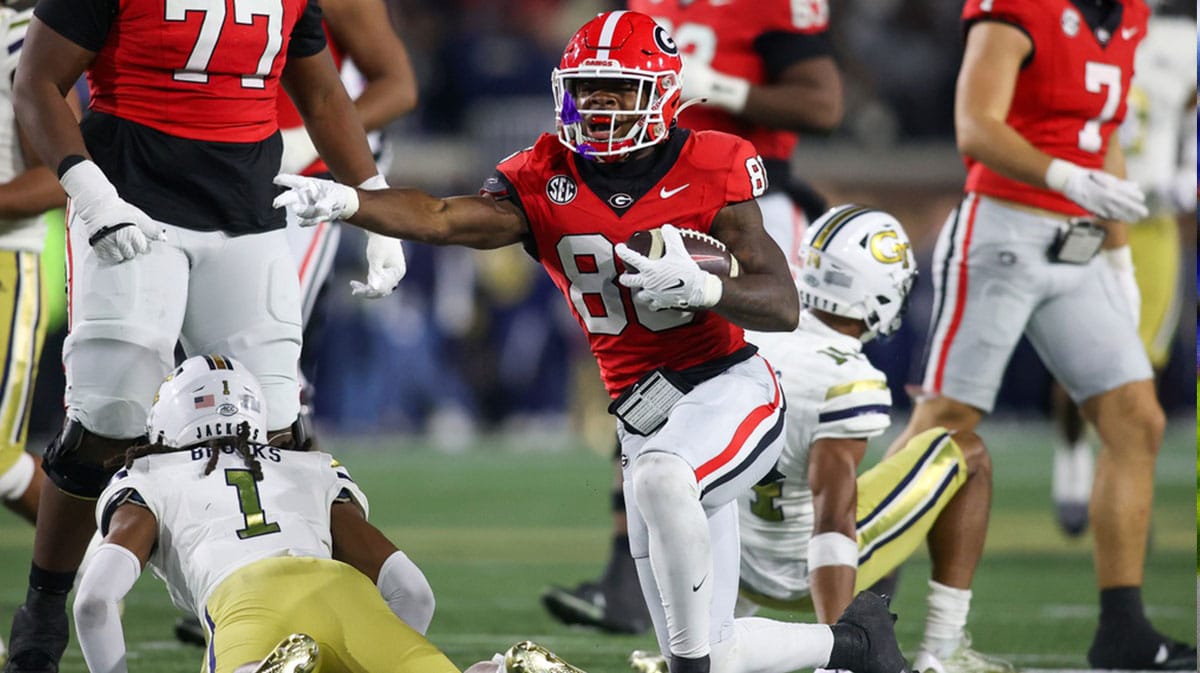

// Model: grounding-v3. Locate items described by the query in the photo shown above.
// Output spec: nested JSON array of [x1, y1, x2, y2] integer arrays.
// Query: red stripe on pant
[[694, 358, 782, 483], [931, 195, 980, 393]]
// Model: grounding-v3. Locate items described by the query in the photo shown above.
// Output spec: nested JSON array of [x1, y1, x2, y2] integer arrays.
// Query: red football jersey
[[629, 0, 829, 162], [962, 0, 1149, 214], [275, 22, 344, 175], [491, 130, 766, 396], [88, 0, 316, 143]]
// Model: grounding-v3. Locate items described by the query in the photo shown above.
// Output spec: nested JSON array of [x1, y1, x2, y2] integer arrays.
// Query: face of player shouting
[[567, 77, 654, 161]]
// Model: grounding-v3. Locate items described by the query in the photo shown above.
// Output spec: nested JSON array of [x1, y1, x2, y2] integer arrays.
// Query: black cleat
[[540, 581, 650, 635], [174, 615, 207, 647], [3, 603, 67, 673], [833, 592, 909, 673], [1088, 626, 1196, 670]]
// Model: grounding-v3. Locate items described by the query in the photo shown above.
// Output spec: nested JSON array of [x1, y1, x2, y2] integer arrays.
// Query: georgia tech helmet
[[552, 10, 683, 162], [798, 205, 918, 341], [146, 354, 267, 448]]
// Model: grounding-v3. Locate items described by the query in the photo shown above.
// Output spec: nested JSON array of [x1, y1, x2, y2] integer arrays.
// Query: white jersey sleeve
[[0, 7, 48, 252], [96, 448, 370, 619], [737, 312, 892, 602]]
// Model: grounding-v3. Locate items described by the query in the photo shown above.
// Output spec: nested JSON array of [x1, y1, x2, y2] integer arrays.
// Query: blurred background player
[[5, 0, 391, 666], [277, 0, 418, 441], [74, 354, 582, 673], [887, 0, 1195, 668], [274, 12, 911, 673], [542, 0, 844, 634], [1048, 0, 1196, 536], [0, 0, 78, 664]]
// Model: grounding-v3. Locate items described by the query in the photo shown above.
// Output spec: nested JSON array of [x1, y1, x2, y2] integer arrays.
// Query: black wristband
[[57, 154, 87, 179], [88, 222, 134, 246]]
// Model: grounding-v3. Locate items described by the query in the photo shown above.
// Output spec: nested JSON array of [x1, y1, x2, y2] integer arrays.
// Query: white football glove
[[350, 175, 406, 298], [680, 55, 750, 113], [1045, 159, 1149, 222], [278, 126, 320, 175], [273, 173, 360, 227], [60, 159, 165, 264], [615, 224, 723, 311], [1103, 245, 1140, 328]]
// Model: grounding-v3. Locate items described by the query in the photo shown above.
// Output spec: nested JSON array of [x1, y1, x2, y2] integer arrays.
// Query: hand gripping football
[[624, 227, 740, 277]]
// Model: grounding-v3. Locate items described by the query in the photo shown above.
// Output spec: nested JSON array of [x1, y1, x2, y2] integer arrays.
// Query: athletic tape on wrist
[[807, 532, 858, 569]]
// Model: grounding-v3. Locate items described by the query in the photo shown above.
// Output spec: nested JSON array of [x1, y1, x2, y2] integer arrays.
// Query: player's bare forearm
[[324, 0, 419, 130], [808, 437, 867, 622], [12, 19, 94, 170], [0, 168, 66, 220], [331, 501, 398, 583], [956, 22, 1053, 188], [743, 58, 843, 133], [710, 199, 798, 330], [350, 189, 528, 250], [282, 50, 379, 186]]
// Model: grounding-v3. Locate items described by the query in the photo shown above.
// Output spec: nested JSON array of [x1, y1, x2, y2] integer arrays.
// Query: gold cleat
[[504, 640, 588, 673], [254, 633, 321, 673], [628, 649, 668, 673]]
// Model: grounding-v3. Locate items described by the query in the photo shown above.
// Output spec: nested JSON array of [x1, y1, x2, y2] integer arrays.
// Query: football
[[624, 227, 740, 277]]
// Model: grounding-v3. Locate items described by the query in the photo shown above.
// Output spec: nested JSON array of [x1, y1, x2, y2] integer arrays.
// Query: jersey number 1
[[166, 0, 284, 89], [225, 469, 282, 539]]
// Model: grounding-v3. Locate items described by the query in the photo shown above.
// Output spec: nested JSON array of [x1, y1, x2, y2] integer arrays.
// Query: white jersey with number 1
[[95, 448, 369, 619]]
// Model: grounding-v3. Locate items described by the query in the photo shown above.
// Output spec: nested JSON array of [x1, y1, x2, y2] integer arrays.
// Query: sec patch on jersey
[[625, 227, 740, 277]]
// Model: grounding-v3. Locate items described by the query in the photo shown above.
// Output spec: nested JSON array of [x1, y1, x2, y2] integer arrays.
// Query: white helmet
[[797, 205, 917, 341], [146, 354, 267, 448]]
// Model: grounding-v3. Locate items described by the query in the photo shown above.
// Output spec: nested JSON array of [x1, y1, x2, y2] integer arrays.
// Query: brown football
[[624, 227, 740, 277]]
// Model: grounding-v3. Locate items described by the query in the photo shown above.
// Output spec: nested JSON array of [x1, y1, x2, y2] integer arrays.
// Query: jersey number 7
[[166, 0, 284, 89]]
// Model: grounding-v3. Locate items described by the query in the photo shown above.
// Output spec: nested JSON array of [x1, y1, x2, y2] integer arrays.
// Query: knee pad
[[42, 420, 132, 499], [631, 452, 698, 513]]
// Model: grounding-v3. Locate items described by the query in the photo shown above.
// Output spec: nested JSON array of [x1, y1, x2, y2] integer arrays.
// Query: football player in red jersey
[[5, 0, 391, 667], [884, 0, 1195, 669], [543, 0, 844, 633], [276, 12, 908, 673]]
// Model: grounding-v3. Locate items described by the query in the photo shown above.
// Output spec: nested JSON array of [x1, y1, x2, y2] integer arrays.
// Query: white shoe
[[254, 633, 320, 673], [628, 650, 667, 673], [913, 637, 1014, 673]]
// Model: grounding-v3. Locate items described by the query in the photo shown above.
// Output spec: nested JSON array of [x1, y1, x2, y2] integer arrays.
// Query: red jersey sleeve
[[962, 0, 1039, 35], [724, 137, 768, 204]]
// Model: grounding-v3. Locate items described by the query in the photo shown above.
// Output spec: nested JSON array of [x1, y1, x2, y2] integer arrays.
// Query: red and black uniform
[[629, 0, 831, 206], [962, 0, 1149, 214], [483, 129, 763, 396], [34, 0, 327, 233]]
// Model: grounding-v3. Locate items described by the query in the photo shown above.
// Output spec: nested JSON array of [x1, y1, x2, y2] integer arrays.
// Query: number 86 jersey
[[484, 129, 767, 396], [95, 449, 368, 619]]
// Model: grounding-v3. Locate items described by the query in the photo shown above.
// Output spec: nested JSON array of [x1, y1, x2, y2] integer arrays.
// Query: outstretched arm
[[74, 503, 156, 673], [274, 175, 530, 250]]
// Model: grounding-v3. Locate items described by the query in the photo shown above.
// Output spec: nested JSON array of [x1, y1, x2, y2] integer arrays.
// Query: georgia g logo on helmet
[[653, 25, 678, 55]]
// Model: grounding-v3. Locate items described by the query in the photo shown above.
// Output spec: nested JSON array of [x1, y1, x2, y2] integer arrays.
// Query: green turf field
[[1, 419, 1194, 673]]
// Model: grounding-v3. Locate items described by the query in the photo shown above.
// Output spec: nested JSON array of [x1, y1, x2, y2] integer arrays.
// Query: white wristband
[[1102, 245, 1133, 270], [358, 174, 389, 191], [705, 71, 751, 113], [1044, 158, 1081, 193], [699, 273, 723, 308], [807, 532, 858, 570], [59, 159, 117, 202]]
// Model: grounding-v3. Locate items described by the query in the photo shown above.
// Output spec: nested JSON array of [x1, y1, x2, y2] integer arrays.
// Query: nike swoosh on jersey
[[1121, 26, 1138, 39], [660, 184, 690, 199]]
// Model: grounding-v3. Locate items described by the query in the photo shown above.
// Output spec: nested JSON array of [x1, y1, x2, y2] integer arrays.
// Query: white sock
[[632, 452, 712, 659], [712, 617, 834, 673], [921, 579, 972, 657]]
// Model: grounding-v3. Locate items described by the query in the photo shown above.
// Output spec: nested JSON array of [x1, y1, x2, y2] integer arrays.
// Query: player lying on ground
[[72, 354, 582, 673]]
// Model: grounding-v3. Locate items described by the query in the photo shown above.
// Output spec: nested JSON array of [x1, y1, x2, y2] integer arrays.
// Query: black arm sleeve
[[286, 0, 326, 59], [33, 0, 115, 53], [752, 30, 834, 82]]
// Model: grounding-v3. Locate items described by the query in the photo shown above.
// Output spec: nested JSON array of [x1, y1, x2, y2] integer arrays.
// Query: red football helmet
[[552, 11, 683, 161]]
